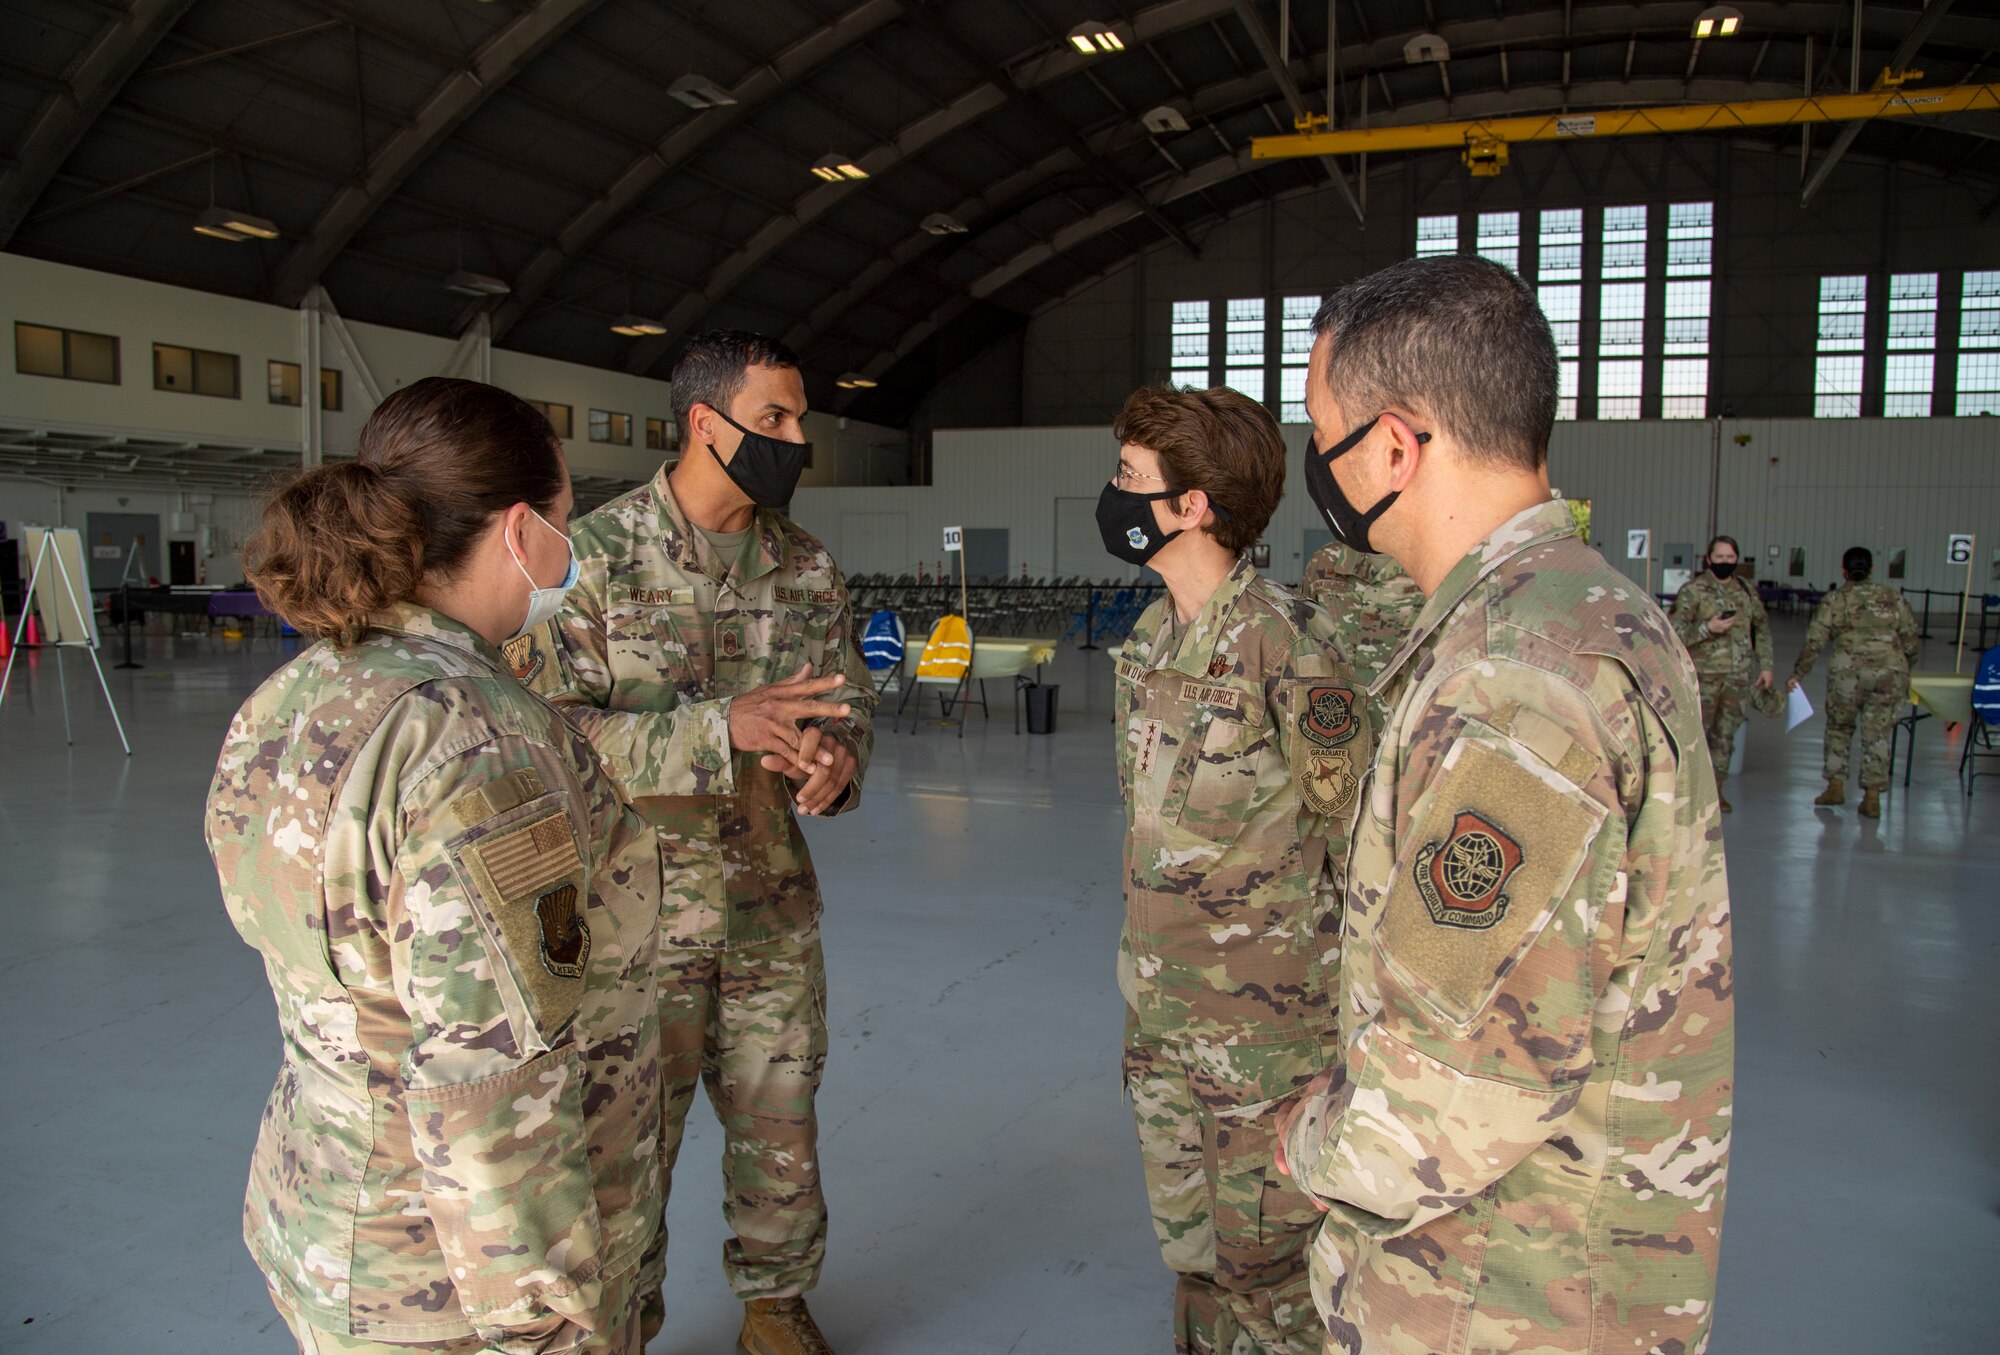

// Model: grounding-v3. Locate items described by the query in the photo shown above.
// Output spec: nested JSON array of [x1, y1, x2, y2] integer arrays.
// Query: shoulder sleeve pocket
[[448, 791, 590, 1053], [1378, 724, 1608, 1038]]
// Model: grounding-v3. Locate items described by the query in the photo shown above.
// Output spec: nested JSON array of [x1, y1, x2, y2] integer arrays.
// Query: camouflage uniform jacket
[[1302, 541, 1427, 690], [205, 604, 662, 1345], [1792, 580, 1919, 680], [509, 464, 875, 950], [1670, 569, 1773, 679], [1282, 501, 1734, 1354], [1114, 556, 1372, 1080]]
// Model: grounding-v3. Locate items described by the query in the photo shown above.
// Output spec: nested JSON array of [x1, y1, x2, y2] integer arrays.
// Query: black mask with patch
[[707, 406, 811, 509], [1096, 481, 1180, 567], [1710, 561, 1738, 580], [1303, 415, 1427, 555]]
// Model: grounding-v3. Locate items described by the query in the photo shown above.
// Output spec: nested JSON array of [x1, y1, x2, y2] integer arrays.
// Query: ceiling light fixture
[[611, 315, 668, 337], [194, 205, 278, 241], [1692, 6, 1743, 38], [1404, 33, 1450, 64], [669, 74, 738, 110], [811, 153, 869, 182], [444, 270, 510, 297], [835, 372, 878, 389], [1069, 21, 1126, 55], [920, 212, 969, 236], [1141, 105, 1190, 135]]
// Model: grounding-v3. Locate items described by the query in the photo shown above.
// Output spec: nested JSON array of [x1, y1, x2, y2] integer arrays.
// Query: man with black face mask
[[504, 330, 873, 1355], [1669, 534, 1774, 812]]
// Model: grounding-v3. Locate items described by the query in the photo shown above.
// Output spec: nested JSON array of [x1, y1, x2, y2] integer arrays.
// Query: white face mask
[[506, 507, 579, 640]]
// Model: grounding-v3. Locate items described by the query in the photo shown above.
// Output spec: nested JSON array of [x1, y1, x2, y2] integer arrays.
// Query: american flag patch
[[473, 810, 581, 901]]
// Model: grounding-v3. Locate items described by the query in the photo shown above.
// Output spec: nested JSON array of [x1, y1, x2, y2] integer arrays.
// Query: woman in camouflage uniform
[[1787, 546, 1920, 818], [1101, 385, 1367, 1355], [205, 379, 661, 1354], [1669, 534, 1773, 811]]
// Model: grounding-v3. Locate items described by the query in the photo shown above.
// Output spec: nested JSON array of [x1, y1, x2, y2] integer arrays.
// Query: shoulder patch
[[449, 795, 590, 1048], [1412, 811, 1525, 928], [1299, 685, 1360, 747]]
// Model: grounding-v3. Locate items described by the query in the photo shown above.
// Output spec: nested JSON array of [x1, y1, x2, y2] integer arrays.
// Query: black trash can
[[1025, 683, 1060, 735]]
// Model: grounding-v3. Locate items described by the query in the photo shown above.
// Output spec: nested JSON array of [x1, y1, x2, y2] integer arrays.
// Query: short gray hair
[[1311, 255, 1557, 469]]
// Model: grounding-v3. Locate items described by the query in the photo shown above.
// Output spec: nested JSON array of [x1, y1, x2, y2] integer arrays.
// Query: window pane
[[1415, 214, 1458, 257], [1476, 211, 1519, 272], [589, 409, 611, 442], [1601, 205, 1647, 278], [1597, 360, 1643, 419], [1814, 355, 1864, 418], [1223, 298, 1263, 400], [1817, 275, 1867, 352], [1170, 300, 1210, 386], [154, 344, 193, 392], [611, 412, 631, 445], [547, 403, 572, 438], [1537, 209, 1583, 282], [1221, 369, 1264, 402], [68, 330, 118, 383], [1556, 360, 1578, 421], [1539, 285, 1580, 358], [647, 417, 669, 451], [1661, 359, 1708, 419], [319, 368, 342, 411], [1280, 294, 1317, 363], [268, 360, 301, 405], [1599, 282, 1646, 357], [1956, 351, 2000, 416], [1665, 201, 1713, 277], [1279, 367, 1308, 424], [15, 323, 63, 377], [194, 348, 239, 398]]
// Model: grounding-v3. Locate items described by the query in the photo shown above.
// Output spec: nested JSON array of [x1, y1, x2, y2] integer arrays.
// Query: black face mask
[[706, 407, 811, 509], [1710, 561, 1738, 580], [1096, 480, 1180, 567], [1303, 416, 1427, 555]]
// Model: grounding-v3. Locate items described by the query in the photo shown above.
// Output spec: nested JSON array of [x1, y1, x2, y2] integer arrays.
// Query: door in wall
[[837, 512, 911, 577], [84, 513, 161, 590], [169, 540, 196, 585]]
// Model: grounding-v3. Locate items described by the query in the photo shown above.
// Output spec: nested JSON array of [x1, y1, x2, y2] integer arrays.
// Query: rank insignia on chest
[[1133, 717, 1165, 778], [535, 883, 591, 979], [1413, 811, 1525, 930], [721, 632, 741, 657], [1300, 685, 1359, 747], [1300, 747, 1360, 817]]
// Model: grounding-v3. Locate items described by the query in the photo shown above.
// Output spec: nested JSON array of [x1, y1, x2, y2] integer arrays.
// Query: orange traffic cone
[[0, 605, 11, 660], [24, 610, 43, 646]]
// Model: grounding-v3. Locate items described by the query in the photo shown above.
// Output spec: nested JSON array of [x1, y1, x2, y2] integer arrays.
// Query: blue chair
[[860, 609, 905, 697]]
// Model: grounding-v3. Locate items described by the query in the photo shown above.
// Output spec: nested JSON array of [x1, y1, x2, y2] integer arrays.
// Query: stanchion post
[[1080, 590, 1100, 651], [115, 582, 142, 670]]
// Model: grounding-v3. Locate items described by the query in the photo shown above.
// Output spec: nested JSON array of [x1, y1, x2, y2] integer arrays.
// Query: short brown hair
[[245, 377, 565, 648], [1111, 384, 1284, 555], [1312, 254, 1557, 470]]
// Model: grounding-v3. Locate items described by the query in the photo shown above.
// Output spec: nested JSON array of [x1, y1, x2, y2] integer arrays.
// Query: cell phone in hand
[[1719, 609, 1737, 619]]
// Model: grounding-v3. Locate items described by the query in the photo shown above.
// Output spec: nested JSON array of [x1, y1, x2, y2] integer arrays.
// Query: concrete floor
[[1, 615, 1995, 1355]]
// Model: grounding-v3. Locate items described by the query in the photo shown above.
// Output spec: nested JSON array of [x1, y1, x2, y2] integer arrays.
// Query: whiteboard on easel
[[24, 527, 101, 646]]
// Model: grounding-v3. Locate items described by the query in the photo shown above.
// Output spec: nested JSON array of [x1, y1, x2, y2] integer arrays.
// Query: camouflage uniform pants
[[1824, 659, 1908, 790], [268, 1272, 642, 1354], [1696, 670, 1750, 782], [639, 928, 829, 1305], [1124, 1020, 1325, 1355]]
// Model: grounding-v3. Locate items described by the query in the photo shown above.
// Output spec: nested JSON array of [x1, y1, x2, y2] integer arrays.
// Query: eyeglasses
[[1113, 466, 1170, 490]]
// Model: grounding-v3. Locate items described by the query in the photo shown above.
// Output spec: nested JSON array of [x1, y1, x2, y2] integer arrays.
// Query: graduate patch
[[1300, 747, 1360, 817], [535, 883, 591, 979], [1300, 685, 1358, 747], [1413, 811, 1525, 930], [502, 633, 545, 685]]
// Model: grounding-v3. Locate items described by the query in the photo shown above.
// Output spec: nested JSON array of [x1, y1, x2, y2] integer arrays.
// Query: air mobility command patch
[[1413, 811, 1525, 929], [1300, 685, 1359, 747]]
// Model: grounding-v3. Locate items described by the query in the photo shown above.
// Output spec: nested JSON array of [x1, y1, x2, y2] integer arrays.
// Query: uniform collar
[[651, 462, 785, 586], [1369, 498, 1580, 698], [1145, 554, 1259, 678], [368, 602, 509, 671]]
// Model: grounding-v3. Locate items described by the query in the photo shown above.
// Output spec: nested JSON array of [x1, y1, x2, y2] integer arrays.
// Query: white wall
[[790, 417, 2000, 596], [1, 253, 905, 579]]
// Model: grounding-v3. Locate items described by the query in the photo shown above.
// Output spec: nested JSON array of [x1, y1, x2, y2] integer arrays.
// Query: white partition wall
[[792, 417, 1999, 595]]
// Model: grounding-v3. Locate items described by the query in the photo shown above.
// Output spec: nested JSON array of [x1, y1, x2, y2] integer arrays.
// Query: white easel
[[0, 528, 132, 754]]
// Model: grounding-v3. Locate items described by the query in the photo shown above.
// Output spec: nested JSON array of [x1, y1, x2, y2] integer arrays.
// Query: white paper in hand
[[1786, 685, 1815, 732]]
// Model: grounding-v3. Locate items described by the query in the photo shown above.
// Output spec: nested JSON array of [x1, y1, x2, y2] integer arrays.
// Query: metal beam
[[0, 0, 198, 247], [1251, 82, 2000, 160], [622, 0, 1240, 377], [483, 0, 901, 344], [1229, 0, 1364, 221], [306, 287, 386, 410], [268, 0, 604, 306], [1802, 0, 1959, 204]]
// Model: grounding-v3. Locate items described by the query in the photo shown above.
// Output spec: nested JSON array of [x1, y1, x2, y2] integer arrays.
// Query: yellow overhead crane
[[1250, 80, 2000, 178]]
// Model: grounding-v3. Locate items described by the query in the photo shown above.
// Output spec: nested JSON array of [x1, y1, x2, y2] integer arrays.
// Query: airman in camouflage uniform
[[206, 603, 661, 1354], [1669, 545, 1773, 811], [1279, 500, 1734, 1355], [1789, 549, 1919, 817], [1301, 540, 1425, 695], [1117, 554, 1370, 1355], [506, 459, 874, 1338]]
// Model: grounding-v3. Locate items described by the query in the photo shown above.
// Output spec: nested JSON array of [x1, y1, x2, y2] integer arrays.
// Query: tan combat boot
[[1858, 789, 1882, 818], [739, 1297, 834, 1355], [1815, 779, 1845, 806]]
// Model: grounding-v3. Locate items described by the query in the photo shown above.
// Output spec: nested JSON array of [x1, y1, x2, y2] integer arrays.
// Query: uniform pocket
[[448, 791, 591, 1054], [606, 601, 705, 696]]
